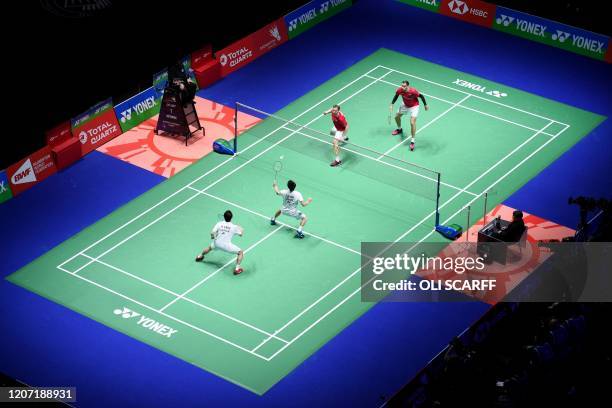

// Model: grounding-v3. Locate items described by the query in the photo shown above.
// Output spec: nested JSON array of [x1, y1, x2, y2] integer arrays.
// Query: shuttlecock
[[280, 155, 284, 160]]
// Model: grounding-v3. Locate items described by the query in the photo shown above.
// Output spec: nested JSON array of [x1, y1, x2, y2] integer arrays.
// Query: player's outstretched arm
[[273, 181, 281, 195], [237, 225, 244, 236], [301, 198, 313, 207], [419, 94, 429, 110]]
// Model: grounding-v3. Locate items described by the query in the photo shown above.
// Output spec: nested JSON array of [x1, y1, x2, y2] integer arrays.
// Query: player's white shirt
[[280, 189, 303, 211], [212, 221, 241, 246]]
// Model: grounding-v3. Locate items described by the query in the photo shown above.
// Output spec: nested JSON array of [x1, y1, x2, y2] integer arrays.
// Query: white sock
[[335, 156, 340, 161], [411, 137, 415, 143], [298, 226, 303, 232], [235, 264, 241, 269]]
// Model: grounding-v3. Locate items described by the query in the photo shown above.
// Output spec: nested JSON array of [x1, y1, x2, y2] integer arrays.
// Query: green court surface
[[8, 48, 604, 394]]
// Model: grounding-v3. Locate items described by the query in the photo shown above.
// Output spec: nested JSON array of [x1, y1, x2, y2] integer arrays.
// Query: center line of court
[[379, 94, 472, 158], [187, 187, 369, 258], [159, 225, 284, 313]]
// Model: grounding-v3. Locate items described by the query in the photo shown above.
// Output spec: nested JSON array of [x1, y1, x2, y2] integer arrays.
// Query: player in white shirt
[[195, 210, 245, 275], [270, 179, 312, 239]]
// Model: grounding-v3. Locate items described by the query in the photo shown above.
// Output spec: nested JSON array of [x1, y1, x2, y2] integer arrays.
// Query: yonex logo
[[269, 25, 281, 41], [319, 1, 329, 13], [496, 14, 514, 26], [486, 90, 508, 98], [219, 54, 228, 66], [120, 108, 132, 123], [448, 0, 469, 15], [552, 30, 570, 43], [79, 131, 88, 144], [113, 307, 178, 338], [113, 307, 140, 319], [288, 18, 298, 31]]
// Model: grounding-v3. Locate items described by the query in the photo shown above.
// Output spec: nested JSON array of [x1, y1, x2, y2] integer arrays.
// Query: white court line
[[64, 69, 393, 275], [380, 94, 472, 157], [279, 125, 479, 197], [262, 120, 563, 361], [58, 64, 387, 271], [365, 75, 557, 138], [159, 225, 284, 313], [57, 265, 269, 361], [378, 65, 570, 127], [60, 66, 394, 359], [187, 187, 367, 258], [79, 253, 289, 343]]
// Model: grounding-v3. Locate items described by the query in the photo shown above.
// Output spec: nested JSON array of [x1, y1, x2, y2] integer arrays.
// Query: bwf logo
[[269, 25, 281, 41], [448, 0, 469, 15], [496, 14, 514, 26], [552, 30, 571, 43], [113, 307, 140, 319]]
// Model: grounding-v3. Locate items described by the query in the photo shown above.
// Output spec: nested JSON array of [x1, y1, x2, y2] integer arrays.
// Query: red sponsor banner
[[7, 146, 57, 196], [45, 121, 73, 148], [191, 44, 213, 68], [215, 18, 288, 77], [440, 0, 496, 28], [606, 38, 612, 63], [75, 109, 123, 155]]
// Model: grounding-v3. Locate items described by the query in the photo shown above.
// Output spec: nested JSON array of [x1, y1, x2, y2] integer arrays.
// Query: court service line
[[380, 94, 472, 157], [57, 265, 270, 361], [63, 69, 393, 275], [159, 225, 284, 313], [378, 65, 569, 126], [79, 253, 289, 343], [365, 75, 557, 138], [58, 64, 387, 271], [263, 120, 562, 360]]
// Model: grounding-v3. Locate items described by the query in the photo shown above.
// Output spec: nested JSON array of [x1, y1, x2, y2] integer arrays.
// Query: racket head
[[273, 160, 283, 173]]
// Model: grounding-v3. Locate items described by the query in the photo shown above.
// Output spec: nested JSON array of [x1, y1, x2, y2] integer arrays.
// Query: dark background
[[1, 0, 608, 169]]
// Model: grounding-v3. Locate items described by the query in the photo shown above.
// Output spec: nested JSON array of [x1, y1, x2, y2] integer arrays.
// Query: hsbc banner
[[215, 18, 288, 77], [494, 7, 609, 61], [6, 146, 57, 196], [45, 121, 73, 148], [439, 0, 495, 28], [114, 87, 160, 132], [285, 0, 353, 39], [72, 99, 123, 155], [0, 170, 12, 204]]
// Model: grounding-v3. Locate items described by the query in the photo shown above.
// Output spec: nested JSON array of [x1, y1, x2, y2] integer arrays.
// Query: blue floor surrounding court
[[1, 0, 610, 406]]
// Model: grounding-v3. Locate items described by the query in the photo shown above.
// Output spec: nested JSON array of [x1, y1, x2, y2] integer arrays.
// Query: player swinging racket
[[270, 179, 312, 239], [389, 80, 429, 151], [195, 210, 245, 275], [323, 104, 349, 167]]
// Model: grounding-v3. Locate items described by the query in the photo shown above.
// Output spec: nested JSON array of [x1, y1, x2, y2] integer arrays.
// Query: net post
[[233, 102, 238, 154], [466, 204, 471, 242], [435, 172, 441, 227], [483, 191, 489, 225]]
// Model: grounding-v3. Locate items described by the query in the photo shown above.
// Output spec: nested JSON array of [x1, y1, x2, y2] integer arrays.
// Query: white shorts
[[211, 240, 241, 254], [398, 104, 419, 118], [331, 126, 346, 141], [281, 208, 305, 220]]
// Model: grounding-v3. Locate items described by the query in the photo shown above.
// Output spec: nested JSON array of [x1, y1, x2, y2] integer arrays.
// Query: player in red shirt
[[389, 80, 429, 151], [323, 104, 349, 167]]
